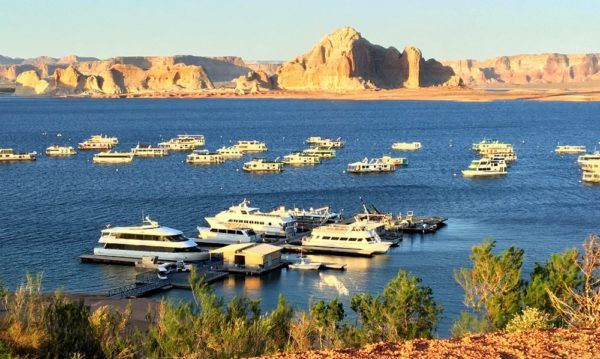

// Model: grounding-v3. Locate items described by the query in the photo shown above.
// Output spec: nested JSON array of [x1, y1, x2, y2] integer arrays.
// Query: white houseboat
[[131, 144, 169, 157], [582, 171, 600, 184], [217, 146, 245, 158], [186, 150, 224, 165], [555, 145, 587, 154], [243, 158, 283, 172], [347, 158, 396, 173], [391, 142, 422, 151], [0, 148, 37, 162], [462, 158, 507, 178], [305, 137, 345, 148], [93, 216, 207, 261], [301, 222, 392, 256], [45, 145, 76, 157], [303, 147, 336, 159], [233, 140, 268, 153], [78, 134, 118, 150], [93, 151, 134, 164], [159, 134, 205, 151], [282, 152, 321, 165]]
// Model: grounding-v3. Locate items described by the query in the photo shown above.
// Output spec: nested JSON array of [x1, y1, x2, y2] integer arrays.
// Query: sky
[[1, 0, 599, 61]]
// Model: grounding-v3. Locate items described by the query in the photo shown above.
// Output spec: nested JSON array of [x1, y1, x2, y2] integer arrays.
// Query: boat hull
[[93, 247, 208, 262]]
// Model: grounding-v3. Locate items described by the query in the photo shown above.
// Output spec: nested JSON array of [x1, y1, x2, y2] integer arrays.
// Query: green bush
[[505, 307, 552, 333]]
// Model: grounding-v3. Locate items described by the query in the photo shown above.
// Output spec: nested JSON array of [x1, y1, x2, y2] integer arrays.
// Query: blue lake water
[[0, 97, 599, 336]]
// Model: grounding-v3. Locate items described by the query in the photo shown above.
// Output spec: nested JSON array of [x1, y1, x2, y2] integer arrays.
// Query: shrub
[[505, 307, 552, 333], [450, 312, 493, 338]]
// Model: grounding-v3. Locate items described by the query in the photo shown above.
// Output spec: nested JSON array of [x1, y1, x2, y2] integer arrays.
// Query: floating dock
[[80, 254, 140, 266]]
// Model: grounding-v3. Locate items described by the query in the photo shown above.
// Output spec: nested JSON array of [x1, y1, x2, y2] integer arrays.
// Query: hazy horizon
[[2, 0, 599, 61]]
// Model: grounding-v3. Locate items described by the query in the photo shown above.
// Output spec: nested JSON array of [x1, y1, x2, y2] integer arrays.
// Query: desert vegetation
[[0, 235, 598, 358]]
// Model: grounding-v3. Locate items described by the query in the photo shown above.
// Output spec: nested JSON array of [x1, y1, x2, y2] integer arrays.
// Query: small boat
[[45, 145, 76, 157], [0, 148, 37, 162], [577, 151, 600, 165], [233, 140, 268, 153], [131, 144, 168, 157], [216, 146, 245, 158], [159, 134, 205, 151], [555, 145, 587, 154], [462, 158, 507, 178], [347, 158, 395, 173], [282, 152, 321, 165], [78, 134, 118, 150], [381, 155, 408, 167], [186, 150, 224, 165], [305, 137, 345, 148], [303, 147, 336, 159], [288, 254, 321, 270], [243, 158, 283, 172], [582, 171, 600, 184], [93, 151, 134, 164], [391, 142, 422, 151]]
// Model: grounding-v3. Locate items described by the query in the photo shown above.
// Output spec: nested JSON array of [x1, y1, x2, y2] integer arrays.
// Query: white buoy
[[453, 173, 457, 176]]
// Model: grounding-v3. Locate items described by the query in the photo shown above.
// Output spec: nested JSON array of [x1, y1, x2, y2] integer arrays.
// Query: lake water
[[1, 97, 599, 336]]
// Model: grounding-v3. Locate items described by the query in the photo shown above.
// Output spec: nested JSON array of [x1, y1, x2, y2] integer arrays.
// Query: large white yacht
[[0, 148, 37, 162], [131, 144, 169, 157], [462, 158, 507, 178], [93, 216, 207, 261], [282, 152, 321, 165], [93, 151, 134, 164], [233, 140, 268, 153], [301, 222, 392, 256], [46, 145, 76, 157], [347, 158, 396, 173], [243, 158, 283, 172], [186, 150, 224, 165], [159, 134, 205, 151], [196, 223, 260, 246], [204, 199, 297, 239], [305, 137, 345, 148]]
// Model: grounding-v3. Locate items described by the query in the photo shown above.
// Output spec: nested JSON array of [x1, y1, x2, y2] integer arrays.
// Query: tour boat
[[196, 223, 260, 246], [282, 152, 321, 165], [216, 146, 245, 158], [78, 134, 118, 150], [391, 142, 422, 151], [582, 171, 600, 184], [186, 150, 224, 165], [45, 145, 76, 157], [243, 158, 283, 172], [381, 155, 408, 167], [93, 151, 134, 164], [159, 134, 205, 151], [347, 158, 396, 173], [577, 152, 600, 165], [131, 144, 169, 157], [93, 216, 207, 261], [305, 137, 345, 148], [233, 140, 268, 153], [555, 145, 587, 154], [302, 147, 336, 159], [301, 222, 392, 256], [204, 199, 297, 239], [0, 148, 37, 162], [462, 158, 507, 178]]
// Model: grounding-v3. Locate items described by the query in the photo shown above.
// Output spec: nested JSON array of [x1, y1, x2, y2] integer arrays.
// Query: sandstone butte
[[260, 329, 600, 359]]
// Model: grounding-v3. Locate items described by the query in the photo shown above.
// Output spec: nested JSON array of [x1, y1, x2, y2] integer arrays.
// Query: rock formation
[[234, 70, 275, 94], [443, 53, 600, 86], [276, 27, 459, 91], [15, 70, 50, 95]]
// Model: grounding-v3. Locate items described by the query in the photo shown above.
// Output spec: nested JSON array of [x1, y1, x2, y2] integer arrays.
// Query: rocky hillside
[[265, 329, 600, 359], [443, 53, 600, 86], [276, 27, 462, 91]]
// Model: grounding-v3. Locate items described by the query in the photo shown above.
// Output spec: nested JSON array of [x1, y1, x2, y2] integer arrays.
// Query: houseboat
[[204, 199, 297, 239], [93, 151, 134, 164], [582, 171, 600, 184], [159, 134, 205, 151], [217, 146, 245, 158], [391, 142, 422, 151], [186, 150, 224, 165], [480, 148, 517, 162], [93, 216, 207, 261], [301, 222, 392, 256], [580, 160, 600, 172], [78, 134, 118, 150], [347, 158, 396, 173], [0, 148, 37, 162], [45, 145, 76, 157], [243, 158, 283, 172], [577, 152, 600, 165], [555, 145, 586, 154], [305, 137, 345, 148], [472, 139, 512, 152], [303, 147, 336, 159], [462, 158, 507, 178], [282, 152, 321, 165], [131, 144, 168, 157], [381, 155, 408, 167], [233, 140, 268, 153]]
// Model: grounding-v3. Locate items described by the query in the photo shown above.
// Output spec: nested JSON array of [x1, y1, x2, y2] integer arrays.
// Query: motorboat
[[243, 158, 283, 172], [93, 151, 134, 164], [0, 148, 37, 162], [288, 254, 322, 270], [186, 150, 224, 164], [93, 216, 207, 261], [282, 152, 321, 165], [45, 145, 76, 157], [131, 144, 169, 157]]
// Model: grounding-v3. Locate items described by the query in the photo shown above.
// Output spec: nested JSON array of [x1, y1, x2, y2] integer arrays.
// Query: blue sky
[[2, 0, 599, 61]]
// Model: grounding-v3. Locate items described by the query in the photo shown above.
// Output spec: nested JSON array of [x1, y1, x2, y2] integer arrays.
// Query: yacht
[[577, 152, 600, 165], [159, 134, 205, 151], [216, 146, 245, 158], [78, 134, 118, 150], [305, 137, 345, 148], [131, 144, 169, 157], [391, 142, 422, 151], [480, 148, 517, 162], [0, 148, 37, 162], [233, 140, 268, 153], [45, 145, 76, 157], [472, 139, 512, 152], [269, 205, 341, 231], [347, 158, 396, 173], [303, 147, 336, 159], [243, 158, 283, 172], [282, 152, 321, 165], [93, 151, 134, 164], [186, 150, 224, 165], [555, 145, 587, 154], [381, 155, 408, 167], [582, 171, 600, 184], [204, 199, 297, 239], [462, 158, 507, 178], [301, 222, 392, 256], [196, 223, 260, 246], [93, 216, 207, 261]]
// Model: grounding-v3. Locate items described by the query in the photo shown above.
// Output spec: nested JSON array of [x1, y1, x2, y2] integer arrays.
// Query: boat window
[[349, 238, 357, 241]]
